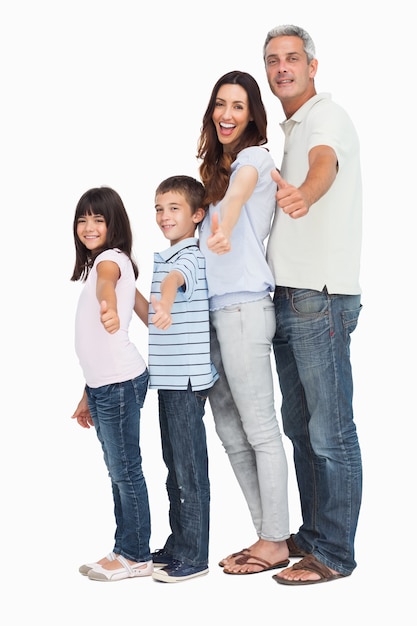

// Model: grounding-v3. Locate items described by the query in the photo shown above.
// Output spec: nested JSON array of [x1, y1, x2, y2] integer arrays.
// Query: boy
[[147, 175, 218, 583]]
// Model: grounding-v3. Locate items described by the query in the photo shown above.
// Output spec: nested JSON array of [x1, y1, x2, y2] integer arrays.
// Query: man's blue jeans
[[273, 287, 362, 576], [158, 384, 210, 567], [86, 370, 151, 563]]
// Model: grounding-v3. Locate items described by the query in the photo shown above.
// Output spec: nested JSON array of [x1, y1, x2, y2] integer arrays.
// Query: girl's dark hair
[[70, 186, 138, 282], [196, 70, 268, 206]]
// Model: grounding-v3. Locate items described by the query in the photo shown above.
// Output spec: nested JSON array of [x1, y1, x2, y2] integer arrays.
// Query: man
[[263, 24, 363, 585]]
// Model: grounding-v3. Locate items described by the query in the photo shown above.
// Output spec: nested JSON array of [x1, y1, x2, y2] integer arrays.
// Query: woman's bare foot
[[223, 538, 289, 574]]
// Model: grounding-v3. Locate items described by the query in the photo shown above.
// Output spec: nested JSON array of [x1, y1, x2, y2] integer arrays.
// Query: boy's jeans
[[158, 384, 210, 567]]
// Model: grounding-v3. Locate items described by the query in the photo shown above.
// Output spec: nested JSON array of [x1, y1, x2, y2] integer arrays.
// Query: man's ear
[[309, 58, 318, 79]]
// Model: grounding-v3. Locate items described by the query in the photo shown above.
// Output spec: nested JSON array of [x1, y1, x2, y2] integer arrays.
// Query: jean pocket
[[342, 303, 362, 336], [291, 289, 328, 317]]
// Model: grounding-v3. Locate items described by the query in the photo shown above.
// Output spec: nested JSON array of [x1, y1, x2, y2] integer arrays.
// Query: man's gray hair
[[263, 25, 316, 63]]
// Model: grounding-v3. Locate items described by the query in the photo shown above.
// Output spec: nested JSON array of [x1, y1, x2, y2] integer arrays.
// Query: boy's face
[[155, 191, 205, 245]]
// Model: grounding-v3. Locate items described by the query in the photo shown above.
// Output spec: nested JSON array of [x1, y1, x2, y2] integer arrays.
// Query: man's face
[[264, 35, 317, 112]]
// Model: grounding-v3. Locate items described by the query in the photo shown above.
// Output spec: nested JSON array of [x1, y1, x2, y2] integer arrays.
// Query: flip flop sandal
[[218, 548, 250, 568], [223, 553, 290, 575], [272, 554, 346, 585], [286, 534, 308, 558]]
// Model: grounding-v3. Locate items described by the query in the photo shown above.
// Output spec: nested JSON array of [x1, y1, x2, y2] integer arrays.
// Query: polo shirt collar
[[158, 237, 198, 262]]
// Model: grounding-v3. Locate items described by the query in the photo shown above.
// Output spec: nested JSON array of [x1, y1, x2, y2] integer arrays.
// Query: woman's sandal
[[87, 555, 153, 581], [219, 534, 306, 568], [218, 548, 250, 568], [223, 553, 289, 575]]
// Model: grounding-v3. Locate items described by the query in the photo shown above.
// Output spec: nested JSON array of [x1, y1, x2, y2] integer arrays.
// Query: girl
[[197, 71, 290, 574], [71, 186, 152, 582]]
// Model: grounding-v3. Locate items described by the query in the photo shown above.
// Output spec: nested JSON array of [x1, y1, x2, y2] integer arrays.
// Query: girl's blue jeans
[[86, 369, 151, 563]]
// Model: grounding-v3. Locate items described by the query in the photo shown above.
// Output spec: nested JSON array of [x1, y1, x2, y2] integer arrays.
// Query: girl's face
[[76, 213, 107, 251], [212, 83, 252, 153]]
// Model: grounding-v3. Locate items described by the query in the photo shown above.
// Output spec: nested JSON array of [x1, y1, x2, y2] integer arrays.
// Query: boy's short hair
[[155, 175, 206, 214]]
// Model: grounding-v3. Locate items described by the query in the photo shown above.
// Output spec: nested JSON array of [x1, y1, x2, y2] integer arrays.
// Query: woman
[[197, 71, 290, 574]]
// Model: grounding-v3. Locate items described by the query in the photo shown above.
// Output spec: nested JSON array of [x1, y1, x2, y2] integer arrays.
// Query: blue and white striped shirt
[[148, 237, 219, 391]]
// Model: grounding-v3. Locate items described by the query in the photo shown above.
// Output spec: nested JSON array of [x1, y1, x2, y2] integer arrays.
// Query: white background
[[1, 1, 415, 623]]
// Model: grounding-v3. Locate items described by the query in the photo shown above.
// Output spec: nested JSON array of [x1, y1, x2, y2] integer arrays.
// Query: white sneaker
[[79, 552, 116, 576], [88, 555, 153, 581]]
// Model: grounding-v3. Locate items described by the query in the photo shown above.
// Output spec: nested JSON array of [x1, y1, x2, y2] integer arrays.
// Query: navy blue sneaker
[[152, 559, 209, 582], [151, 549, 174, 568]]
